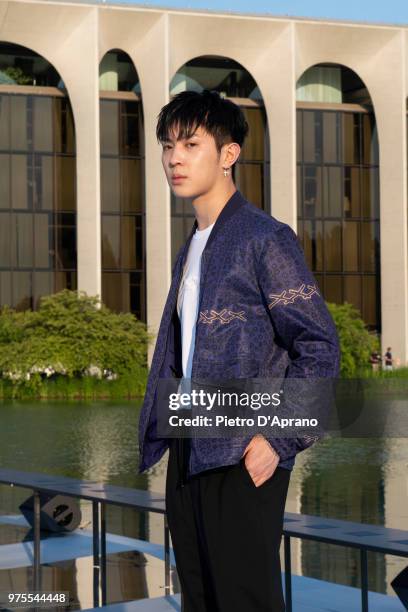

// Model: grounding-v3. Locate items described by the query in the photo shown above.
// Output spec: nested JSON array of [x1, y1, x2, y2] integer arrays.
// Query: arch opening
[[169, 55, 270, 265], [296, 63, 380, 332], [0, 42, 77, 311], [99, 50, 146, 321]]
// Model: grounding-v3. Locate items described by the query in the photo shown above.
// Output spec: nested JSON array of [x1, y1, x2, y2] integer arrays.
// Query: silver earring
[[223, 168, 230, 177]]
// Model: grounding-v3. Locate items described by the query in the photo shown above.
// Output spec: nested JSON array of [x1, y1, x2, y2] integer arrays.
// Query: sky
[[108, 0, 408, 26]]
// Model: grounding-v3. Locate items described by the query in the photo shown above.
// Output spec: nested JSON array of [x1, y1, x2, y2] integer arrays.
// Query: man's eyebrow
[[161, 132, 200, 144]]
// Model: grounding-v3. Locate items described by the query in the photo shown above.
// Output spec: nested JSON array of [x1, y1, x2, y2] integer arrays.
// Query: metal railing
[[0, 468, 407, 611]]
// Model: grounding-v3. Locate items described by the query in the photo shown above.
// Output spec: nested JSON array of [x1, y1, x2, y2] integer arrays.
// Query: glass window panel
[[121, 216, 137, 270], [304, 166, 322, 217], [121, 101, 142, 157], [55, 225, 76, 270], [135, 215, 144, 270], [11, 155, 29, 209], [0, 212, 11, 267], [14, 213, 33, 268], [102, 272, 123, 312], [323, 112, 339, 163], [344, 275, 362, 312], [11, 96, 29, 151], [13, 271, 32, 311], [34, 97, 53, 152], [171, 195, 189, 216], [362, 275, 377, 328], [324, 275, 342, 304], [63, 100, 75, 155], [100, 100, 119, 156], [171, 216, 186, 267], [343, 221, 359, 272], [324, 221, 341, 272], [0, 95, 10, 149], [54, 99, 76, 155], [34, 154, 54, 210], [102, 215, 120, 269], [121, 272, 131, 312], [56, 156, 76, 211], [235, 163, 263, 209], [240, 108, 265, 161], [343, 113, 361, 165], [101, 158, 120, 213], [296, 219, 303, 246], [121, 159, 143, 213], [55, 271, 77, 292], [314, 273, 323, 293], [361, 168, 379, 218], [297, 165, 302, 216], [303, 111, 322, 163], [323, 166, 341, 217], [363, 113, 379, 165], [304, 220, 323, 272], [361, 221, 379, 273], [343, 167, 360, 219], [0, 154, 10, 208], [34, 271, 53, 309], [0, 271, 11, 307], [296, 111, 303, 162], [34, 214, 50, 268], [130, 271, 146, 321]]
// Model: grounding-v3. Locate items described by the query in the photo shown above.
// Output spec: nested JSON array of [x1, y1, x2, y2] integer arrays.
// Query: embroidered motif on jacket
[[199, 309, 247, 325], [268, 284, 319, 310]]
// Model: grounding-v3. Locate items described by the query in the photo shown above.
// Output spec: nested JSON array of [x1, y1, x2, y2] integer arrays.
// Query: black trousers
[[165, 438, 291, 612]]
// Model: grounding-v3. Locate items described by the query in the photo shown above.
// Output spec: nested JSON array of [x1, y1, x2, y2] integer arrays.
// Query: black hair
[[156, 89, 249, 154]]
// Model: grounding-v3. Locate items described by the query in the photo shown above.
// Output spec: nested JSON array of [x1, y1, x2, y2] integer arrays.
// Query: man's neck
[[192, 183, 237, 230]]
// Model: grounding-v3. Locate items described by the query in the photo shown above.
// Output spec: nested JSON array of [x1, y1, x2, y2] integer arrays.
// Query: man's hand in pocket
[[242, 434, 280, 487]]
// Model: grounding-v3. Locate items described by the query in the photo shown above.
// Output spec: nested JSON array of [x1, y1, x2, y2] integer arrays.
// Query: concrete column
[[261, 23, 297, 229], [59, 10, 101, 302], [371, 32, 408, 364], [132, 15, 171, 362]]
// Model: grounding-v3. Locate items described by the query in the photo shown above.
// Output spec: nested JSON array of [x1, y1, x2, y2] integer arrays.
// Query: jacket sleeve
[[256, 224, 341, 462]]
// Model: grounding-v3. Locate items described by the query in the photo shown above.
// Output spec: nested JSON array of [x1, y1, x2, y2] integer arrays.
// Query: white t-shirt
[[177, 222, 215, 378]]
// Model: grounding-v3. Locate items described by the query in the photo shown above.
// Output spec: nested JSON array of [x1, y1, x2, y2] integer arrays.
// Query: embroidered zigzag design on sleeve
[[199, 309, 247, 325], [268, 284, 319, 310]]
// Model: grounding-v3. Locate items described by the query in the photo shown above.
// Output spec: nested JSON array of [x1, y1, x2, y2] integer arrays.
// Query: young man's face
[[161, 125, 226, 199]]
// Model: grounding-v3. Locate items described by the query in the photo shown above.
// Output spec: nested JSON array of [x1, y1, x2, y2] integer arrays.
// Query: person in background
[[384, 347, 393, 371]]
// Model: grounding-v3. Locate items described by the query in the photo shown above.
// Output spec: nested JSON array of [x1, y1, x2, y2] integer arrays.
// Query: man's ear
[[222, 142, 241, 169]]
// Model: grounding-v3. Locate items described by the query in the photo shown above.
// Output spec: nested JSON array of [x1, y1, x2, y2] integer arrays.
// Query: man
[[384, 347, 393, 371], [139, 90, 340, 611]]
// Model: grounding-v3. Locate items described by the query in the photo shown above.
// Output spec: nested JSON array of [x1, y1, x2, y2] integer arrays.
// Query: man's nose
[[168, 144, 184, 167]]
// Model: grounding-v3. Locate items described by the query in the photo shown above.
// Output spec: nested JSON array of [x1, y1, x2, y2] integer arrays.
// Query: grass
[[0, 369, 148, 400]]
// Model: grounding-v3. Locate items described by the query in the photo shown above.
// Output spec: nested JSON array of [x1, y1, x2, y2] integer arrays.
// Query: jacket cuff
[[265, 437, 297, 463]]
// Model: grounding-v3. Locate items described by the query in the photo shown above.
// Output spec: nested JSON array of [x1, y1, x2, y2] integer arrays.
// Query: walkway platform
[[0, 515, 404, 611], [80, 574, 404, 611]]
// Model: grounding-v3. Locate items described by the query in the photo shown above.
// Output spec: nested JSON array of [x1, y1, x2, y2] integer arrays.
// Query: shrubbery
[[326, 302, 379, 378], [0, 290, 150, 399]]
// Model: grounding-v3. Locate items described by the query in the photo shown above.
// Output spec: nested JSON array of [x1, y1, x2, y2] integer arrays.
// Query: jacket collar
[[180, 189, 246, 267]]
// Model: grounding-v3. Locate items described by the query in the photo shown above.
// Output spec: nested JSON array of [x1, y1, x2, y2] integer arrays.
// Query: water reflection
[[0, 400, 407, 604]]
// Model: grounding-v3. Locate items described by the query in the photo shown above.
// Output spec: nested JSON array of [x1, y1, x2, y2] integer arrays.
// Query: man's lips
[[171, 175, 187, 183]]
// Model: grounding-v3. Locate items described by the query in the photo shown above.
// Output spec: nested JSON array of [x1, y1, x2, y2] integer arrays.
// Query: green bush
[[327, 302, 379, 378], [0, 290, 150, 398]]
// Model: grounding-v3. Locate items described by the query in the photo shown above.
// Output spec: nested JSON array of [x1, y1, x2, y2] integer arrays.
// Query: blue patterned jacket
[[138, 190, 340, 476]]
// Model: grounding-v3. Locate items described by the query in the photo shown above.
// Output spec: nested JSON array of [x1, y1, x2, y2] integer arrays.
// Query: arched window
[[0, 42, 77, 311], [99, 49, 146, 321], [296, 64, 380, 331], [169, 56, 270, 264]]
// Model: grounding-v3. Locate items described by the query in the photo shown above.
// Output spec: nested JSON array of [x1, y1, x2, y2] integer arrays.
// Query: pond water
[[0, 400, 407, 608]]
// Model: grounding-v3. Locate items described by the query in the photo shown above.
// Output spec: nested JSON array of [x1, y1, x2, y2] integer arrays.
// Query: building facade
[[0, 0, 407, 363]]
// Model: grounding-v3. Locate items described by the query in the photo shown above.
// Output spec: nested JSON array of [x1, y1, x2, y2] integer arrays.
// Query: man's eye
[[162, 144, 172, 151], [186, 142, 197, 148]]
